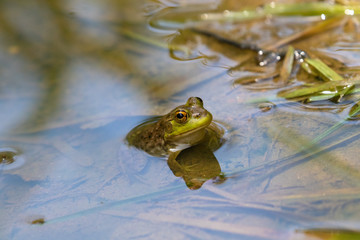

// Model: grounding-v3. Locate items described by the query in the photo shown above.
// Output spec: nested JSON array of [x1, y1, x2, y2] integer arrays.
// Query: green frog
[[126, 97, 224, 157]]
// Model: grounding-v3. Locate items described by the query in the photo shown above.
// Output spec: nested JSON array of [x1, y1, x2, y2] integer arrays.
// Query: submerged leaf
[[309, 98, 360, 144], [349, 99, 360, 119], [264, 16, 347, 50]]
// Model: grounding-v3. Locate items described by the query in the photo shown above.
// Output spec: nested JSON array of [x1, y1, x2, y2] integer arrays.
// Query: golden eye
[[175, 110, 187, 123]]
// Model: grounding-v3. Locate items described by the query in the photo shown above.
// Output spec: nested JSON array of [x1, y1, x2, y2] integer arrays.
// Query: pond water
[[1, 0, 360, 239]]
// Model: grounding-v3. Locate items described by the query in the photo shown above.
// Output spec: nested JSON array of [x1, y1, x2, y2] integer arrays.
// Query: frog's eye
[[175, 110, 187, 123]]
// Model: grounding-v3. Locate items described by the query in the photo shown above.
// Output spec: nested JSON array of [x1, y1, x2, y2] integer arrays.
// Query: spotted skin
[[126, 97, 213, 157]]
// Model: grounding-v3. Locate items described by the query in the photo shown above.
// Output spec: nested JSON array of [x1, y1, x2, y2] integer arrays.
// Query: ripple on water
[[0, 147, 25, 170]]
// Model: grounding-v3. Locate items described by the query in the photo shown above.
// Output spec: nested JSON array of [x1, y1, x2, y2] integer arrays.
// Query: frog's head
[[164, 97, 212, 144]]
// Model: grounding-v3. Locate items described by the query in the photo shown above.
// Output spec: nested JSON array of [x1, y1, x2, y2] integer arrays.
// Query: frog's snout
[[193, 112, 201, 119]]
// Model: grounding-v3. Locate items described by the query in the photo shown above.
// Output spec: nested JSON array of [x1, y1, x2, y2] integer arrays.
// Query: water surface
[[1, 0, 360, 239]]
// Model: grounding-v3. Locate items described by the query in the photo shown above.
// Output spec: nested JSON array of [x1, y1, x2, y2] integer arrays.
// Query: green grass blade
[[305, 93, 337, 102], [264, 2, 360, 17], [305, 58, 344, 81], [278, 80, 351, 99], [200, 3, 360, 23], [278, 75, 360, 99]]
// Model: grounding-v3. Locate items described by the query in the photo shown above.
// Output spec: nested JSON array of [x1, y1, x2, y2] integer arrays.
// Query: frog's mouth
[[167, 125, 208, 146], [178, 123, 209, 135]]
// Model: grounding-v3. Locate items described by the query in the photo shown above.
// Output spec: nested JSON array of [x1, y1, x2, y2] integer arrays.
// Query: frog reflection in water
[[126, 97, 226, 189]]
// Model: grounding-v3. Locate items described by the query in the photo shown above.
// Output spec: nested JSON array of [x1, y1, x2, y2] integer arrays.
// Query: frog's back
[[126, 117, 170, 157]]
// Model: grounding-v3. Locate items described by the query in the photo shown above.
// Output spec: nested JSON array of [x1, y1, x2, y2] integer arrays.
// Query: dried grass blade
[[279, 46, 295, 84]]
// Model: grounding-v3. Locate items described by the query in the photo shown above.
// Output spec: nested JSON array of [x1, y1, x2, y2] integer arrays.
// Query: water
[[1, 0, 360, 239]]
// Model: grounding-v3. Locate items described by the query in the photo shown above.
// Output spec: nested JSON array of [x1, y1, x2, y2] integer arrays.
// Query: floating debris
[[0, 147, 25, 170], [30, 218, 45, 225], [258, 102, 276, 112], [0, 150, 16, 165], [212, 172, 227, 184]]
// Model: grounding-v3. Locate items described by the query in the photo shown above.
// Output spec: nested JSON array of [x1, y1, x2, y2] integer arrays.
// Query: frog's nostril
[[195, 97, 203, 104], [193, 113, 201, 118]]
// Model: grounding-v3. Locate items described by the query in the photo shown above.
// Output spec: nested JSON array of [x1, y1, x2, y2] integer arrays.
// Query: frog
[[126, 97, 225, 157]]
